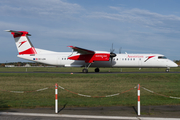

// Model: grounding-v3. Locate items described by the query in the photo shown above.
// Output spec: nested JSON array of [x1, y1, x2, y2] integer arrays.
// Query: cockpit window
[[158, 56, 167, 59]]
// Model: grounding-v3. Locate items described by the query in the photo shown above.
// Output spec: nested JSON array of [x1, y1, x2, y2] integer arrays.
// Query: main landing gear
[[82, 63, 91, 73], [82, 63, 100, 73], [82, 67, 100, 73], [82, 68, 88, 73], [95, 67, 100, 72]]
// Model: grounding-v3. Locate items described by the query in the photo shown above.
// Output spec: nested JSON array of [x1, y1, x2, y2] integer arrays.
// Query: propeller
[[110, 44, 116, 63]]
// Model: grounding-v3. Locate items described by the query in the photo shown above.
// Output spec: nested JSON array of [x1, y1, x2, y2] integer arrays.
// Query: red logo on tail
[[19, 41, 27, 48]]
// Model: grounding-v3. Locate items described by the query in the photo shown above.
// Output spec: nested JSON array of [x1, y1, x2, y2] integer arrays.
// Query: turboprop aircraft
[[5, 30, 178, 73]]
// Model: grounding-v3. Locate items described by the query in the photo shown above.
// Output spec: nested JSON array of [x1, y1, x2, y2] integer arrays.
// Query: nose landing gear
[[166, 67, 170, 72], [166, 69, 169, 72]]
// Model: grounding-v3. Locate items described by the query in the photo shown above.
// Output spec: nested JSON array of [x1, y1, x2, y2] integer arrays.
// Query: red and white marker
[[137, 84, 140, 116], [55, 83, 58, 113]]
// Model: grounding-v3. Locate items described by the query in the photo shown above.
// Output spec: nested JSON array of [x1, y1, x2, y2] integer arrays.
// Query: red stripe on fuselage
[[68, 53, 110, 63]]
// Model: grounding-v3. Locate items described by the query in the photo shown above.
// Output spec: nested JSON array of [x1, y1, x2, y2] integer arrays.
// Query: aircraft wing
[[68, 46, 95, 54], [68, 46, 110, 63]]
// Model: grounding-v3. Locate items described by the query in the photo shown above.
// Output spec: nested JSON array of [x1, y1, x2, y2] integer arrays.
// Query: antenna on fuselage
[[119, 47, 122, 54]]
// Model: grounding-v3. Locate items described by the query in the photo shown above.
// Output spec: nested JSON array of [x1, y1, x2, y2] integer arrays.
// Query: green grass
[[0, 67, 180, 109]]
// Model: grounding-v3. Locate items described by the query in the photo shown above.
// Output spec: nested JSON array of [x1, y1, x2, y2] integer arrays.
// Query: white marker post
[[137, 84, 140, 116], [55, 83, 58, 113]]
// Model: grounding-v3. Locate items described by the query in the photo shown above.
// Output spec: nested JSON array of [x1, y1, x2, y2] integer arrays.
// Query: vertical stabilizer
[[5, 30, 37, 55]]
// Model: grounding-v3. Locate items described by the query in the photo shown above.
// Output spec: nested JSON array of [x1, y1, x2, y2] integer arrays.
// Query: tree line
[[0, 62, 48, 67]]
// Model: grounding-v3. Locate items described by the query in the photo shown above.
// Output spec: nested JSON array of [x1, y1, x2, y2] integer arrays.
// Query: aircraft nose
[[167, 60, 178, 67], [171, 62, 178, 67], [174, 63, 178, 67]]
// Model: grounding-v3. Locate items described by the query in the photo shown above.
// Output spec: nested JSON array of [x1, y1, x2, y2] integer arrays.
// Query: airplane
[[5, 30, 178, 73]]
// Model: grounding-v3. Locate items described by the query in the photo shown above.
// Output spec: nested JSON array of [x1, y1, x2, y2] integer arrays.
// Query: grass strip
[[0, 67, 180, 109]]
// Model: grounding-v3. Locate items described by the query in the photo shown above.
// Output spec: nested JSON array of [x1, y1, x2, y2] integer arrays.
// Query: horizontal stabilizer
[[5, 30, 31, 36]]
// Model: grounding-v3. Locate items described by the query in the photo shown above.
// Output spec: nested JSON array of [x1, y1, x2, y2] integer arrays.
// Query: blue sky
[[0, 0, 180, 63]]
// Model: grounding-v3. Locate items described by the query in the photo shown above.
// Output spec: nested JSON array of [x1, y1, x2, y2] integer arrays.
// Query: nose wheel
[[166, 69, 169, 72]]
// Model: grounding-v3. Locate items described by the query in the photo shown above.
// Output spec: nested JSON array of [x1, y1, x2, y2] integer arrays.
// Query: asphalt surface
[[1, 105, 180, 119]]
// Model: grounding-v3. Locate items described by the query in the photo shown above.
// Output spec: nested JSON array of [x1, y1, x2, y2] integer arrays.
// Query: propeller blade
[[109, 43, 117, 64]]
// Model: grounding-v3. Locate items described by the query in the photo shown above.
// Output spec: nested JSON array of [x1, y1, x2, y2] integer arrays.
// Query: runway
[[0, 112, 179, 120], [0, 71, 180, 74]]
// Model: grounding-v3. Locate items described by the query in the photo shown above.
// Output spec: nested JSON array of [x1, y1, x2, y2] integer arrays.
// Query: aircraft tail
[[5, 30, 37, 55]]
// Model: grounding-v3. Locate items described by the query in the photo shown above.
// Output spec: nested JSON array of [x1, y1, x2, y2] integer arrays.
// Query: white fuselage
[[18, 48, 178, 68]]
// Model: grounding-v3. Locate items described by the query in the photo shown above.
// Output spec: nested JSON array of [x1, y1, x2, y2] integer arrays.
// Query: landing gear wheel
[[82, 69, 88, 73], [166, 69, 169, 73], [95, 68, 100, 72]]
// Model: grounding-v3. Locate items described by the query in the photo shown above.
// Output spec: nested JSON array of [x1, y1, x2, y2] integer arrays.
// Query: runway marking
[[0, 112, 179, 120]]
